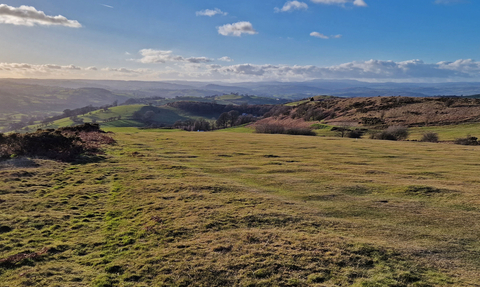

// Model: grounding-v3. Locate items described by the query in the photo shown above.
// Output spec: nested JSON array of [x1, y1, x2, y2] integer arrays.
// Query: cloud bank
[[217, 21, 258, 37], [2, 58, 480, 82], [204, 59, 480, 81], [0, 4, 81, 27]]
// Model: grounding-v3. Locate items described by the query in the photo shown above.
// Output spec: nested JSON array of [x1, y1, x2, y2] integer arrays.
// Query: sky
[[0, 0, 479, 82]]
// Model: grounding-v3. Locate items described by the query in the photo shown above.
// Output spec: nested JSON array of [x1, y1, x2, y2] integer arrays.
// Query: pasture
[[1, 130, 479, 286]]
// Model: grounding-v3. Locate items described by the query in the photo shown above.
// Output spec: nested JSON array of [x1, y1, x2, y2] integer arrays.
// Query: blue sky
[[0, 0, 479, 82]]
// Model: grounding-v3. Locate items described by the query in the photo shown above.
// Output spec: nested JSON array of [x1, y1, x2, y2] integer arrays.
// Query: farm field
[[409, 123, 480, 141], [21, 104, 211, 132], [1, 130, 480, 286]]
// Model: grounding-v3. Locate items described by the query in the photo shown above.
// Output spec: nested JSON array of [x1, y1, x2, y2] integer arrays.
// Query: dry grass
[[329, 97, 480, 126], [1, 130, 480, 286], [251, 117, 313, 129], [289, 97, 480, 127]]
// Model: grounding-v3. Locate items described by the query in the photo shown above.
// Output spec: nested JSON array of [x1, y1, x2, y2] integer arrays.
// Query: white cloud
[[186, 57, 213, 64], [196, 8, 227, 17], [208, 64, 223, 69], [437, 59, 480, 73], [63, 65, 81, 70], [274, 1, 309, 12], [102, 67, 138, 73], [101, 4, 114, 9], [310, 32, 342, 39], [0, 4, 81, 27], [353, 0, 368, 7], [217, 21, 258, 37], [138, 49, 213, 64], [218, 56, 234, 62], [310, 0, 368, 7], [310, 32, 329, 39]]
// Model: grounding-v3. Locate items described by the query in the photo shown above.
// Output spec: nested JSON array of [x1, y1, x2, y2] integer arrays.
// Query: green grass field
[[409, 123, 480, 141], [20, 104, 216, 132], [213, 125, 255, 133], [1, 130, 480, 286]]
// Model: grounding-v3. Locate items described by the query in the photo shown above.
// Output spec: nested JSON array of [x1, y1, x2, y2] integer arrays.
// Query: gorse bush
[[347, 129, 365, 139], [371, 126, 409, 141], [255, 124, 285, 134], [0, 131, 83, 161], [454, 136, 478, 146], [0, 123, 114, 162], [285, 128, 316, 136], [421, 132, 439, 143], [255, 124, 316, 136]]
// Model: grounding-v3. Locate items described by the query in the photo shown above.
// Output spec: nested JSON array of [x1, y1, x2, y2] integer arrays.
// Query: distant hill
[[0, 81, 127, 114], [7, 78, 480, 100], [124, 94, 288, 106], [262, 96, 480, 128]]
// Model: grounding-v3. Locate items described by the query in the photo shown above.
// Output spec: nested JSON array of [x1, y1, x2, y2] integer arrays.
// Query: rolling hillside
[[267, 96, 480, 127], [20, 99, 276, 132], [23, 105, 208, 131], [0, 81, 128, 114]]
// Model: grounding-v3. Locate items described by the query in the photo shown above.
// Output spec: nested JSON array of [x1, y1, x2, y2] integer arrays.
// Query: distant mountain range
[[4, 78, 480, 100]]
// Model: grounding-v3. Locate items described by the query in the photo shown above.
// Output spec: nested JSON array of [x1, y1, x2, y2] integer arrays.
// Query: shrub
[[255, 124, 316, 136], [255, 124, 285, 134], [361, 117, 385, 126], [58, 123, 102, 133], [420, 132, 439, 143], [310, 124, 329, 130], [454, 136, 478, 145], [371, 126, 409, 141], [263, 105, 292, 118], [347, 129, 365, 139], [285, 128, 316, 136], [0, 124, 115, 162]]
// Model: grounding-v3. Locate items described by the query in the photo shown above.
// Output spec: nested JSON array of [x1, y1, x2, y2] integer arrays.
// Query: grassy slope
[[219, 122, 480, 140], [1, 131, 480, 286], [5, 92, 280, 131], [409, 123, 480, 141], [23, 105, 214, 131]]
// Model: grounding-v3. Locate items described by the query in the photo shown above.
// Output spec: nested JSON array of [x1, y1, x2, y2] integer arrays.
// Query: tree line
[[166, 101, 274, 117], [174, 110, 258, 131]]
